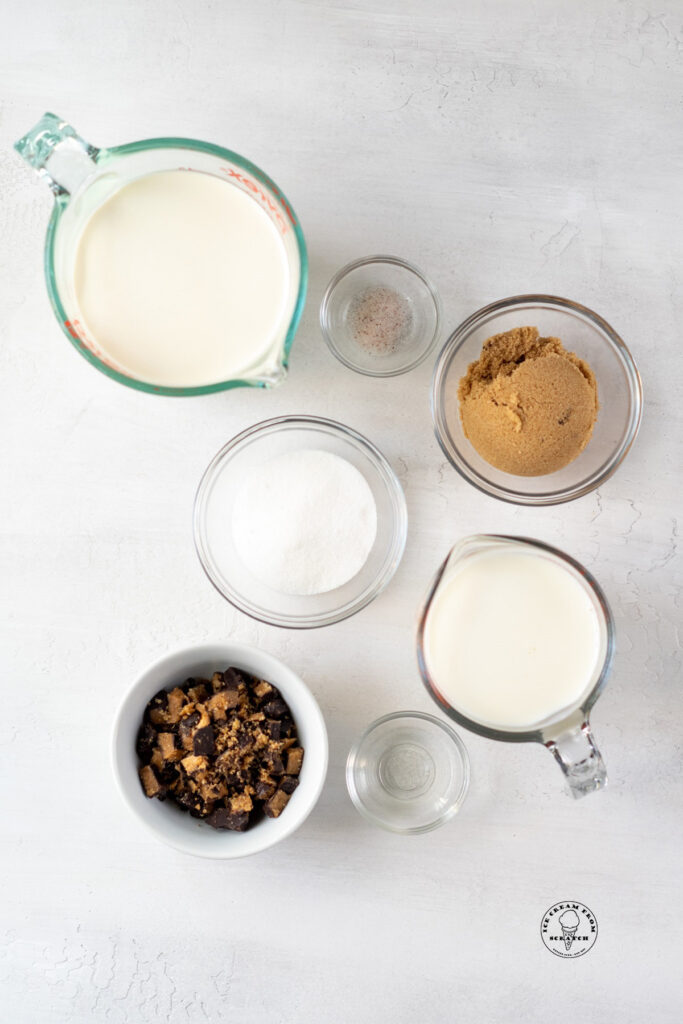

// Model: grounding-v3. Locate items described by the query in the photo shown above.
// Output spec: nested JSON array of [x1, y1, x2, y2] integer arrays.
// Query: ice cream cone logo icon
[[541, 902, 598, 957], [559, 910, 580, 950]]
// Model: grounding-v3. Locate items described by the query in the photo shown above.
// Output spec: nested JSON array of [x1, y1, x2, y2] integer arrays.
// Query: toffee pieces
[[137, 668, 304, 831]]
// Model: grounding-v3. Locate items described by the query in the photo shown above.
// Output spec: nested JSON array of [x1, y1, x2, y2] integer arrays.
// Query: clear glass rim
[[320, 254, 442, 378], [415, 535, 615, 744], [345, 710, 471, 835], [44, 136, 308, 396], [193, 414, 408, 629], [431, 293, 643, 505]]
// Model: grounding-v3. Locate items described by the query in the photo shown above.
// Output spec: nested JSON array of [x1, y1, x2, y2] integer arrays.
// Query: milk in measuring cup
[[423, 548, 601, 729], [73, 170, 289, 387]]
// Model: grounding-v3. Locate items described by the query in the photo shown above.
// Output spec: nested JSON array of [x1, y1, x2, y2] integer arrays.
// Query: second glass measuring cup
[[417, 535, 614, 798]]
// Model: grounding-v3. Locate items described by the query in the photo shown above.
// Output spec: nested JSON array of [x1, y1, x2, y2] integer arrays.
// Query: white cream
[[423, 548, 601, 729], [73, 170, 289, 387]]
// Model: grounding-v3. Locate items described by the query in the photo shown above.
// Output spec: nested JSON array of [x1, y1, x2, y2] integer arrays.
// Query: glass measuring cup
[[14, 112, 307, 395], [417, 535, 613, 798]]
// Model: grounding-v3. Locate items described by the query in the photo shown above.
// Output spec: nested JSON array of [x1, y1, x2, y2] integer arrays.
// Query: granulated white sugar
[[231, 449, 377, 596]]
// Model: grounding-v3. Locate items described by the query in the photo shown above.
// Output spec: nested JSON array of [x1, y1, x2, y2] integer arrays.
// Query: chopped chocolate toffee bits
[[136, 668, 304, 831]]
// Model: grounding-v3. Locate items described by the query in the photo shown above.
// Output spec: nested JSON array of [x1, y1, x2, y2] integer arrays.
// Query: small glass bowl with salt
[[320, 255, 442, 377], [193, 415, 408, 629]]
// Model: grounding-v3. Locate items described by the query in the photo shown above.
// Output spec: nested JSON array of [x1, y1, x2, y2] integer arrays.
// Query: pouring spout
[[14, 112, 99, 196]]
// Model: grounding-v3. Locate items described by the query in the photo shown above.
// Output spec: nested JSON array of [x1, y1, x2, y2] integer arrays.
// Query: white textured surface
[[1, 2, 682, 1021]]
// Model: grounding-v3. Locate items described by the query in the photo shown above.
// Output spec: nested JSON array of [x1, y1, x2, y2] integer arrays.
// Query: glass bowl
[[193, 416, 408, 628], [320, 255, 441, 376], [431, 295, 643, 505], [346, 711, 470, 834]]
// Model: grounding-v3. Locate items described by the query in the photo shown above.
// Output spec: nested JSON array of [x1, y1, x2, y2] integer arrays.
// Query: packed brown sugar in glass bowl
[[457, 326, 598, 476]]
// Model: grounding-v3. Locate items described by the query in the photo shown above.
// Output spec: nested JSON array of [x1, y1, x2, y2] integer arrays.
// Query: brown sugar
[[458, 326, 598, 476]]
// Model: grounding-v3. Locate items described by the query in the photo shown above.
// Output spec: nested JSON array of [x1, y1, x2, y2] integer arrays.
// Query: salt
[[231, 449, 377, 596], [348, 285, 413, 355]]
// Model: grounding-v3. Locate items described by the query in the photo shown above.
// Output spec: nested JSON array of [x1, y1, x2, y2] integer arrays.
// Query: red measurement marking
[[64, 319, 119, 371], [220, 165, 289, 235], [271, 189, 296, 227]]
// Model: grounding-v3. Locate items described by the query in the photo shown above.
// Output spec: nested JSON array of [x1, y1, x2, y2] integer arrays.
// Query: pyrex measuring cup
[[417, 535, 613, 798], [14, 113, 307, 395]]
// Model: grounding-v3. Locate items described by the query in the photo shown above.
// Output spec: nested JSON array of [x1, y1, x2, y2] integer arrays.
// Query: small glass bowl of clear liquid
[[346, 711, 470, 834]]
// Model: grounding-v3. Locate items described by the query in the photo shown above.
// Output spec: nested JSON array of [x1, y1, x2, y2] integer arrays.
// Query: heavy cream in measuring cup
[[73, 170, 289, 387], [423, 548, 601, 729]]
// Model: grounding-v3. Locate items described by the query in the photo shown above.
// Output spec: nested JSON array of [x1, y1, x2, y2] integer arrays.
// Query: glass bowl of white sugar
[[193, 416, 408, 628]]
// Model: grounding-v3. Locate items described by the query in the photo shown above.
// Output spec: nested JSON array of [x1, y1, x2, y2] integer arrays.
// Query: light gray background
[[2, 1, 682, 1021]]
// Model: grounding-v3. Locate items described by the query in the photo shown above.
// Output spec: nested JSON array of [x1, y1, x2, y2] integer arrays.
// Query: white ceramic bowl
[[111, 643, 328, 858]]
